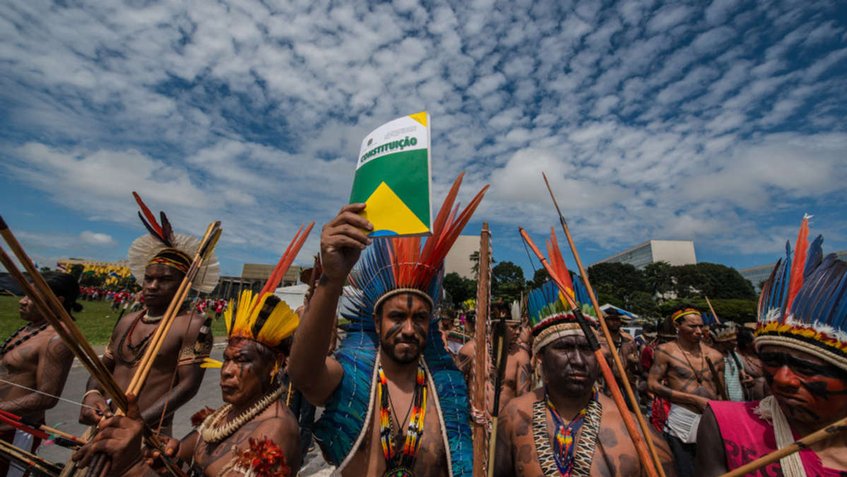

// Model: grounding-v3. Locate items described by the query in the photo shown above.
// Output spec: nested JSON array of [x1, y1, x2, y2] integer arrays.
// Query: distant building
[[740, 249, 847, 292], [737, 264, 775, 292], [58, 258, 130, 269], [444, 235, 480, 279], [214, 263, 302, 299], [593, 240, 697, 270], [241, 263, 301, 286]]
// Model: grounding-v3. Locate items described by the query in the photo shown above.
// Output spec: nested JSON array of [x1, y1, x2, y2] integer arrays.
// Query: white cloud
[[1, 0, 845, 270], [80, 231, 115, 246]]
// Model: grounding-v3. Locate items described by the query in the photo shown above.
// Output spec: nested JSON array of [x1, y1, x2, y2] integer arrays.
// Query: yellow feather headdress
[[224, 223, 314, 351]]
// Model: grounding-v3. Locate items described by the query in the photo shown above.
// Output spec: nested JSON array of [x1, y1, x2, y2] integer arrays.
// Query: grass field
[[0, 295, 228, 345]]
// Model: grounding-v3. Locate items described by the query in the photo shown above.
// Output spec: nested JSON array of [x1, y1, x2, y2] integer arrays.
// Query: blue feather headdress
[[527, 279, 586, 356], [524, 229, 599, 355], [755, 216, 847, 370], [342, 174, 489, 327], [314, 174, 488, 477]]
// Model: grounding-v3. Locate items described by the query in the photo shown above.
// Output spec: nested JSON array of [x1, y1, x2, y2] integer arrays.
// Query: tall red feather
[[785, 215, 809, 313], [254, 223, 314, 310], [546, 228, 574, 298], [132, 192, 164, 238], [394, 174, 488, 290]]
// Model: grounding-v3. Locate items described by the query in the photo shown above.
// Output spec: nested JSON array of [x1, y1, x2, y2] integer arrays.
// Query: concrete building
[[213, 263, 302, 299], [740, 249, 847, 292], [241, 263, 301, 286], [444, 235, 480, 279], [737, 264, 775, 292], [593, 240, 697, 270]]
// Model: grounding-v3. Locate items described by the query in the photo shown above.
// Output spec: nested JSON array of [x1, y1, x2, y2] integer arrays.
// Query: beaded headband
[[671, 308, 701, 323], [127, 192, 219, 293], [528, 281, 590, 355], [148, 249, 192, 274]]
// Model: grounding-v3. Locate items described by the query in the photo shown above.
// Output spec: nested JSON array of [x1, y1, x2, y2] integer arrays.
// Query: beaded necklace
[[377, 361, 427, 477], [0, 323, 48, 359], [546, 390, 597, 477]]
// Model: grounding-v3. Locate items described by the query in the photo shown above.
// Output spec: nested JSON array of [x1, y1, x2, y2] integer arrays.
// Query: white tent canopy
[[275, 284, 309, 309], [275, 284, 356, 313]]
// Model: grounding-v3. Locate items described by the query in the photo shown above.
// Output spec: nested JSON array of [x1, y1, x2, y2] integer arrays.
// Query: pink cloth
[[710, 400, 842, 477]]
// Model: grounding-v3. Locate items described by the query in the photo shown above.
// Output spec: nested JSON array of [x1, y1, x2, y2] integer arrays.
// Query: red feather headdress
[[346, 173, 488, 321]]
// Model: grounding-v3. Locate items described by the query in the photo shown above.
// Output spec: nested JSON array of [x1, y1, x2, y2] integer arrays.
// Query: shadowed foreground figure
[[495, 281, 675, 477], [695, 221, 847, 476], [289, 176, 487, 477], [80, 196, 219, 435], [0, 272, 79, 477]]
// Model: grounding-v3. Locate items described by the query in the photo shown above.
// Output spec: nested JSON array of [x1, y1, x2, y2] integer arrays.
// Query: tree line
[[442, 258, 758, 323]]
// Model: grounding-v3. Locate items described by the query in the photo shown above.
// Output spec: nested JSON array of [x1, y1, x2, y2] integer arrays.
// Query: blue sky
[[1, 0, 846, 279]]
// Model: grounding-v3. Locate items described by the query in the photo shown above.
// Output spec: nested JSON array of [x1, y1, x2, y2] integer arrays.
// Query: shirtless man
[[495, 282, 675, 476], [80, 198, 217, 434], [599, 309, 639, 405], [0, 272, 78, 476], [695, 236, 847, 476], [72, 336, 302, 477], [640, 317, 677, 432], [456, 303, 532, 411], [648, 307, 724, 476], [290, 186, 483, 477]]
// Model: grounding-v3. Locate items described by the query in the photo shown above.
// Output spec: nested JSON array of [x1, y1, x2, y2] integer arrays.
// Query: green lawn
[[0, 295, 228, 345]]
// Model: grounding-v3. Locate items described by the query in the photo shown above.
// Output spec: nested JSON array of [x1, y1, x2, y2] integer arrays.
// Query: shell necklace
[[199, 384, 285, 444]]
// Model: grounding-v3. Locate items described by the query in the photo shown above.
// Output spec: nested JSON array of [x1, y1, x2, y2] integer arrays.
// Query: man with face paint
[[71, 230, 307, 477], [289, 176, 486, 477], [695, 223, 847, 476], [494, 282, 675, 477], [79, 195, 218, 435], [647, 306, 724, 476]]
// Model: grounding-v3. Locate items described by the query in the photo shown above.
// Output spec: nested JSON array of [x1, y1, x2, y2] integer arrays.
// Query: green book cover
[[349, 112, 432, 237]]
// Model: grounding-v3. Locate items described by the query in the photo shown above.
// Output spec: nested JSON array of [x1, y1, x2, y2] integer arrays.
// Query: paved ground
[[36, 344, 334, 476]]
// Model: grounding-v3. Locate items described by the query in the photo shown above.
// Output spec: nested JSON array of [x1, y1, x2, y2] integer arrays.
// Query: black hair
[[605, 308, 622, 318], [43, 272, 83, 313], [737, 326, 755, 350], [491, 301, 510, 315], [658, 315, 676, 337]]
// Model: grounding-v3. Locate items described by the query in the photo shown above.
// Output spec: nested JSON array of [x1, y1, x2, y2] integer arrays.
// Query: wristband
[[83, 389, 104, 401]]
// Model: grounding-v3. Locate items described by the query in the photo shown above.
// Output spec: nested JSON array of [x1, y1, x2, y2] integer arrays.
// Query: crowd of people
[[1, 188, 845, 477]]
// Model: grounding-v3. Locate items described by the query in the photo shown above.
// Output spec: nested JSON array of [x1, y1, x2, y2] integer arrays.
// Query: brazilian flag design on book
[[349, 112, 432, 237]]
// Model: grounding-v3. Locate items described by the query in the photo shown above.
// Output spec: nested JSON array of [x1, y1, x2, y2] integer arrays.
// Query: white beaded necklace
[[199, 385, 285, 444]]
